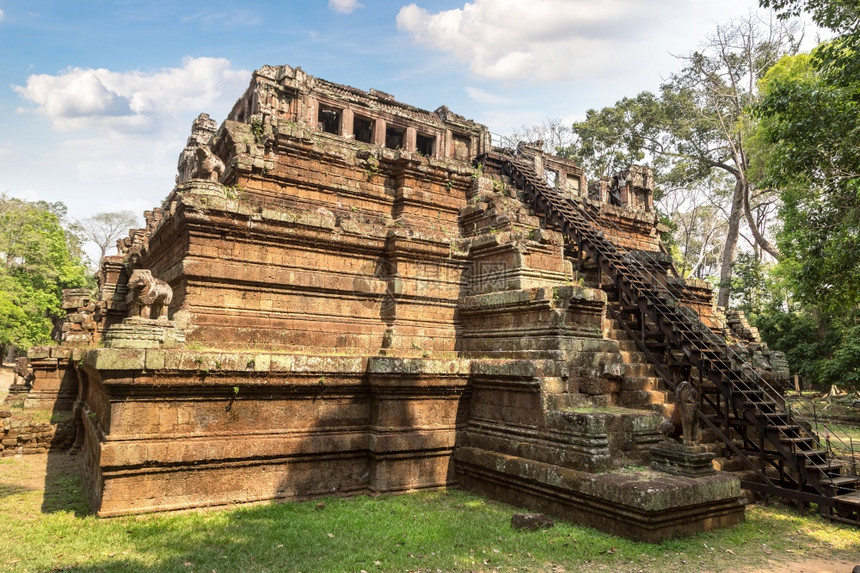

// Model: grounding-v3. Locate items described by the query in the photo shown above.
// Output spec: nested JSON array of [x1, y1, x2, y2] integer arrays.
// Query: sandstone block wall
[[0, 406, 75, 456], [78, 351, 469, 515]]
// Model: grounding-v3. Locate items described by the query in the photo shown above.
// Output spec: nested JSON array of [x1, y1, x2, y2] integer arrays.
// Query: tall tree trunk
[[741, 180, 781, 259], [717, 179, 744, 307]]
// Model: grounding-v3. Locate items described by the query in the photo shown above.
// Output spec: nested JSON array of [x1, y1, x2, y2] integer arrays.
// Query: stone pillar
[[304, 96, 318, 128], [59, 288, 97, 346], [92, 259, 127, 340], [375, 118, 388, 147], [619, 182, 630, 208], [405, 126, 417, 152], [341, 108, 354, 139]]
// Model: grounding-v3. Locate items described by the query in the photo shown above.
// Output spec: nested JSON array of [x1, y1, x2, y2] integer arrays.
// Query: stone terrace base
[[455, 447, 745, 543], [78, 349, 471, 516], [75, 345, 746, 539]]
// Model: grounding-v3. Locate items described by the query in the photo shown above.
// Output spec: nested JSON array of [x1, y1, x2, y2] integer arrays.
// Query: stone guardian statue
[[126, 269, 173, 320], [676, 381, 700, 445]]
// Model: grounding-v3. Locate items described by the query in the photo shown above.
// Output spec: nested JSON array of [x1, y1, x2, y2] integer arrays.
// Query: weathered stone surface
[[84, 348, 146, 371], [0, 410, 75, 456], [102, 317, 185, 349], [456, 447, 745, 542], [650, 440, 717, 478]]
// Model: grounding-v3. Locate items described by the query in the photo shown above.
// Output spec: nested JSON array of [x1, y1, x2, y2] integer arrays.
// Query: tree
[[0, 196, 91, 350], [565, 15, 800, 306], [759, 0, 860, 84], [661, 176, 731, 279], [753, 52, 859, 315], [745, 1, 860, 387], [75, 210, 140, 262]]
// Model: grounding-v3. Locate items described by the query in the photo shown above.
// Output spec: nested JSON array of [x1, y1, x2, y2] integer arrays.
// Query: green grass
[[785, 392, 860, 456], [1, 454, 860, 572], [817, 422, 860, 458]]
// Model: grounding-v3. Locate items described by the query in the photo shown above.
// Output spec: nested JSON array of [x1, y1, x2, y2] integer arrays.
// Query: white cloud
[[4, 57, 254, 241], [13, 57, 249, 133], [329, 0, 362, 14], [465, 86, 516, 106], [0, 9, 5, 22], [397, 0, 764, 82]]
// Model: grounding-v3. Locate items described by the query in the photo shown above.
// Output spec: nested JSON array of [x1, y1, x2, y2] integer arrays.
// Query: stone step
[[544, 393, 589, 411], [619, 350, 648, 363], [652, 402, 673, 418], [604, 327, 629, 339], [712, 456, 747, 472], [621, 389, 667, 408], [697, 442, 724, 455], [621, 376, 662, 392], [616, 339, 639, 352], [621, 363, 656, 378]]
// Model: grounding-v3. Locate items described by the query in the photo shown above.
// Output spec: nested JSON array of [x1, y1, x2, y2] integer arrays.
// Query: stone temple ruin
[[13, 64, 860, 540]]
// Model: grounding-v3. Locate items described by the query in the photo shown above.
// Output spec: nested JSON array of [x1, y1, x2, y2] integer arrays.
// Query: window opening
[[416, 133, 435, 157], [386, 125, 405, 150], [317, 106, 341, 134], [353, 115, 374, 143]]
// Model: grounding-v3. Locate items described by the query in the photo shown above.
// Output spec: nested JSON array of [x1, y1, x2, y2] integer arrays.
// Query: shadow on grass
[[41, 451, 89, 516], [7, 485, 860, 573], [52, 491, 538, 573], [0, 482, 36, 499]]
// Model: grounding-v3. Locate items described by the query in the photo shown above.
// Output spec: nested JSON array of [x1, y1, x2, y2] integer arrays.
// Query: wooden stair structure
[[479, 149, 860, 525]]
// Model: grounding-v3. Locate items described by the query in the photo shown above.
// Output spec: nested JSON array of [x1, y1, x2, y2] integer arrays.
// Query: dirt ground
[[0, 362, 14, 393], [748, 562, 858, 573]]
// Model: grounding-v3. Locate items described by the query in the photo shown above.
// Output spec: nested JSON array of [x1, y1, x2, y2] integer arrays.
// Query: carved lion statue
[[660, 381, 700, 445], [127, 269, 173, 320], [191, 145, 225, 182], [676, 381, 700, 445], [13, 357, 33, 387]]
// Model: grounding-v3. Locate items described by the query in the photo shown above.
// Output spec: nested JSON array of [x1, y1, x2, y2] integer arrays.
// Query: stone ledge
[[460, 285, 607, 315], [367, 357, 471, 376], [455, 446, 745, 542], [100, 429, 458, 467], [83, 350, 489, 377], [470, 358, 567, 379]]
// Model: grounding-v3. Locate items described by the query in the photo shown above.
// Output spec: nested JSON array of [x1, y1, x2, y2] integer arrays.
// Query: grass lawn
[[1, 453, 859, 572]]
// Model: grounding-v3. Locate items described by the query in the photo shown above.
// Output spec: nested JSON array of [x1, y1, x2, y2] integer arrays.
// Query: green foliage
[[730, 253, 771, 315], [760, 0, 860, 85], [563, 93, 654, 180], [753, 51, 859, 316], [756, 308, 860, 390], [0, 196, 91, 349], [567, 16, 798, 303], [731, 251, 859, 390], [742, 3, 860, 391], [250, 116, 264, 143]]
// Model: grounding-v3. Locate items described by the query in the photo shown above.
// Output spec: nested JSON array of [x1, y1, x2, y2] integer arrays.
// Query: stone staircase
[[604, 315, 671, 416], [490, 149, 860, 524]]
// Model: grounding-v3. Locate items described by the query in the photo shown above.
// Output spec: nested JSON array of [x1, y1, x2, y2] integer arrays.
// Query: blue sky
[[0, 0, 819, 244]]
